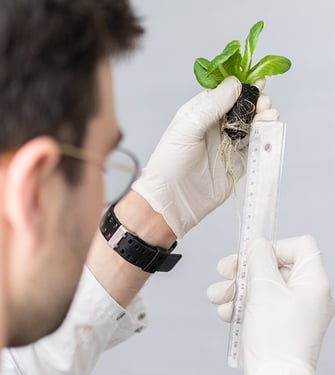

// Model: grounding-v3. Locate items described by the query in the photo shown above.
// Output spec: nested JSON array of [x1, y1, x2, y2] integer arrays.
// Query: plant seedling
[[194, 20, 291, 141]]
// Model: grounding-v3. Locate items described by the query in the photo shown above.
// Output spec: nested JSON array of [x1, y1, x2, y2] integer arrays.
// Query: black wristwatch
[[100, 205, 182, 273]]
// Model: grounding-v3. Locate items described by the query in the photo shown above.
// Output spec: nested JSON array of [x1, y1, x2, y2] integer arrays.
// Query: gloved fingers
[[207, 280, 236, 305], [253, 108, 280, 122], [256, 94, 272, 113], [279, 265, 293, 282], [247, 238, 285, 284], [177, 76, 242, 137], [274, 235, 320, 267], [217, 301, 235, 322], [275, 236, 332, 289], [217, 254, 238, 279], [252, 78, 266, 92], [208, 77, 242, 120]]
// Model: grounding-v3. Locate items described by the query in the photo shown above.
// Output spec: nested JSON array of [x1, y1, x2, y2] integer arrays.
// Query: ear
[[3, 137, 61, 249]]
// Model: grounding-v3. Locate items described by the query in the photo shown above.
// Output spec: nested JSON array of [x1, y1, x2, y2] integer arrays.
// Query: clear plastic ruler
[[227, 121, 286, 368]]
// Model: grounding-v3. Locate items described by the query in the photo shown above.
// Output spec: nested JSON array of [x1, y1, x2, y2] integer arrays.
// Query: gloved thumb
[[176, 76, 241, 137], [247, 238, 284, 285]]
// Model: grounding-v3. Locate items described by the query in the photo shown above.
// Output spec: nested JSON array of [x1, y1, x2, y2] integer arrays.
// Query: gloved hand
[[132, 77, 278, 239], [207, 236, 335, 375]]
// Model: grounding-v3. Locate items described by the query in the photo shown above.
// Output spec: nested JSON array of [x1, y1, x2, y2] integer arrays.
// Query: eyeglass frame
[[59, 142, 140, 206]]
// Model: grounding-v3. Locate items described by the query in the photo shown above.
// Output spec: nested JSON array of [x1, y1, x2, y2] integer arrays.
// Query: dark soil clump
[[224, 84, 260, 141]]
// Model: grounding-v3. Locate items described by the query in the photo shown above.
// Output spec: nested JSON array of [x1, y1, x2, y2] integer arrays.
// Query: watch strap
[[100, 205, 182, 273]]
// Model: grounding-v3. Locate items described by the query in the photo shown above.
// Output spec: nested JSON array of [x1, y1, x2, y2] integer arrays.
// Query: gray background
[[93, 0, 335, 374]]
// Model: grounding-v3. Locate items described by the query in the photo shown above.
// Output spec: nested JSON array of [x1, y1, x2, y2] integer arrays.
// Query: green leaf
[[207, 40, 240, 76], [241, 20, 264, 74], [194, 58, 220, 89], [193, 20, 291, 89], [245, 55, 292, 84], [206, 67, 224, 83], [221, 51, 243, 79]]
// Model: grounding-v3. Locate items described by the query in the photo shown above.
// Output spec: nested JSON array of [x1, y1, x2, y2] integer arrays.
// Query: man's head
[[0, 0, 143, 346]]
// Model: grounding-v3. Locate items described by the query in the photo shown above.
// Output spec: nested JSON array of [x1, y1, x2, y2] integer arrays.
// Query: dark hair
[[0, 0, 144, 183]]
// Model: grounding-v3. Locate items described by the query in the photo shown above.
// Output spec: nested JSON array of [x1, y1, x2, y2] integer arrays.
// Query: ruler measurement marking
[[227, 122, 286, 368]]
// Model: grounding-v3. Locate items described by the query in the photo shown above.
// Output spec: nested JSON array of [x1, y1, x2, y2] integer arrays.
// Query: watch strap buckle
[[108, 225, 128, 249]]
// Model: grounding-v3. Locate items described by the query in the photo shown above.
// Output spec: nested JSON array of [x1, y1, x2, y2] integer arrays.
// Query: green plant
[[194, 20, 291, 88], [193, 20, 291, 142], [193, 21, 291, 186]]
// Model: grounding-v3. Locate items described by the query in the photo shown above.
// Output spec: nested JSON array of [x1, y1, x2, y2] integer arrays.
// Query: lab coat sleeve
[[1, 266, 147, 375]]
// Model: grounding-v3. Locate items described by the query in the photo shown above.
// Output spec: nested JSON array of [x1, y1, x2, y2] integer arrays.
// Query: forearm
[[86, 190, 176, 308]]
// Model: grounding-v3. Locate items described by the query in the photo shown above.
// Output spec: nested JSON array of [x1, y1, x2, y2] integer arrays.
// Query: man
[[0, 0, 274, 372], [0, 0, 146, 370], [2, 1, 330, 375]]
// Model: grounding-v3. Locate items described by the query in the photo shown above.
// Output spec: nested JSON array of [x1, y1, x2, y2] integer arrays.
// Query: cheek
[[80, 168, 104, 238], [64, 167, 104, 266]]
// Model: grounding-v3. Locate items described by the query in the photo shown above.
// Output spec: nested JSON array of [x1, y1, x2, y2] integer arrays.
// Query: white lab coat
[[1, 267, 146, 374]]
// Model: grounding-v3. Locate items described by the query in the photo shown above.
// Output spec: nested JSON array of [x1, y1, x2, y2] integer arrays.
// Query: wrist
[[99, 192, 181, 274], [114, 190, 177, 249], [87, 230, 150, 308], [87, 192, 179, 308]]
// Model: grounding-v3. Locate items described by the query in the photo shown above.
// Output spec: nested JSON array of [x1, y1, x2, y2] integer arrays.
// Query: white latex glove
[[132, 77, 278, 239], [207, 236, 335, 375]]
